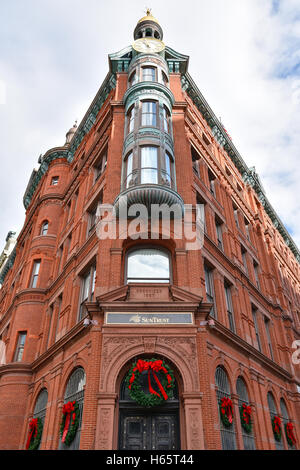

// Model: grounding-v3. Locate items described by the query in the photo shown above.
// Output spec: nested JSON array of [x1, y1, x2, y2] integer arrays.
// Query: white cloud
[[0, 0, 299, 255]]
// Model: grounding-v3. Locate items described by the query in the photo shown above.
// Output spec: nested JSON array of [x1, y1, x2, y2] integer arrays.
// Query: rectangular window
[[141, 101, 157, 127], [88, 194, 103, 235], [197, 201, 206, 233], [79, 265, 96, 321], [215, 219, 223, 250], [208, 169, 216, 197], [264, 317, 274, 360], [244, 218, 251, 241], [204, 264, 216, 317], [252, 306, 261, 352], [224, 282, 235, 332], [141, 147, 158, 184], [55, 296, 63, 342], [233, 203, 239, 228], [30, 260, 41, 288], [94, 151, 107, 181], [14, 332, 26, 362], [142, 67, 156, 82], [253, 261, 260, 290], [241, 245, 248, 275], [51, 176, 59, 186]]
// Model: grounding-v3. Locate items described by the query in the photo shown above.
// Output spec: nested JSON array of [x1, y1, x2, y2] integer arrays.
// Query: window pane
[[142, 101, 156, 126], [127, 249, 170, 283], [142, 67, 155, 81], [141, 147, 157, 168], [141, 168, 158, 184]]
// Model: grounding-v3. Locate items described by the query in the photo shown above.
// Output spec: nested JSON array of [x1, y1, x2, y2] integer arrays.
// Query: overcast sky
[[0, 0, 299, 255]]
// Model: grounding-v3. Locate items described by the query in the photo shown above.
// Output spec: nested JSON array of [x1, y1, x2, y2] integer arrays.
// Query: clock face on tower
[[133, 37, 165, 53]]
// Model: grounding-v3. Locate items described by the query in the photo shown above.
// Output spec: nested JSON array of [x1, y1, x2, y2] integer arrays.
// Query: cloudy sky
[[0, 0, 299, 255]]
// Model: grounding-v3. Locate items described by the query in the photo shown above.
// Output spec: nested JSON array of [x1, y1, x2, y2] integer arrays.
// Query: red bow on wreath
[[129, 359, 172, 400], [26, 418, 38, 450], [242, 403, 252, 424], [220, 397, 233, 424], [286, 422, 297, 445], [273, 416, 281, 434], [61, 401, 76, 443]]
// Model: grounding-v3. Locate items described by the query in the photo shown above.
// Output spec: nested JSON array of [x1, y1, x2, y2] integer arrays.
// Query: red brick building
[[0, 11, 299, 450]]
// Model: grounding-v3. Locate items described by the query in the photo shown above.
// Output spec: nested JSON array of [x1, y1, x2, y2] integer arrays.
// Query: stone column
[[94, 392, 117, 450], [182, 392, 205, 449]]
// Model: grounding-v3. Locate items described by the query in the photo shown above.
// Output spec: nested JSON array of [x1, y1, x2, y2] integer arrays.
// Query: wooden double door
[[119, 410, 180, 450]]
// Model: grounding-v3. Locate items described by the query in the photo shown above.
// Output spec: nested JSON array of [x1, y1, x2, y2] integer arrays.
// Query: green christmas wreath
[[125, 358, 175, 408], [60, 400, 80, 446], [26, 417, 43, 450], [219, 397, 234, 428]]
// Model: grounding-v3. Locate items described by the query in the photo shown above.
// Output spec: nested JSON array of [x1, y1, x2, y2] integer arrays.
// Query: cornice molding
[[180, 71, 300, 264]]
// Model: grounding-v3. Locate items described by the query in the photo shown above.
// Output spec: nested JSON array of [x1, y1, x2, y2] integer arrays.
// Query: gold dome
[[138, 8, 159, 25]]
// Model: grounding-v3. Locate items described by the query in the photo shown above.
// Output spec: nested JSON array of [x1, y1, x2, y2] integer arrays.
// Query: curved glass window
[[163, 107, 170, 133], [128, 106, 135, 133], [129, 71, 137, 87], [125, 152, 134, 188], [126, 248, 170, 283], [142, 67, 156, 82], [161, 152, 172, 186], [141, 101, 157, 127], [141, 147, 158, 184]]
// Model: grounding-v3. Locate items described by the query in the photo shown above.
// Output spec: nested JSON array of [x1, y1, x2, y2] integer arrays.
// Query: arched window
[[59, 368, 86, 450], [41, 221, 48, 236], [280, 398, 293, 449], [267, 392, 284, 450], [32, 388, 48, 450], [236, 377, 256, 449], [215, 366, 236, 450], [126, 248, 171, 283]]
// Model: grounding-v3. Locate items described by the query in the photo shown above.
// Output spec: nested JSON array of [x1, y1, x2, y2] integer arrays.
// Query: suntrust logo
[[95, 197, 204, 251]]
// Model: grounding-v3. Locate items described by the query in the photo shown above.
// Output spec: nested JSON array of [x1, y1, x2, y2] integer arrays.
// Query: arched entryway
[[118, 357, 180, 450]]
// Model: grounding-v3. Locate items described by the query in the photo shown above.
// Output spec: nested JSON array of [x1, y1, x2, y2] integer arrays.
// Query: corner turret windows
[[141, 101, 157, 127], [142, 66, 156, 82], [51, 176, 59, 186], [30, 260, 41, 288], [125, 152, 134, 188], [128, 106, 135, 133], [163, 106, 170, 133], [141, 146, 158, 184]]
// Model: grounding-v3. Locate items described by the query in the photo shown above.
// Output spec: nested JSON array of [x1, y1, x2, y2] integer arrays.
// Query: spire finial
[[146, 7, 151, 16]]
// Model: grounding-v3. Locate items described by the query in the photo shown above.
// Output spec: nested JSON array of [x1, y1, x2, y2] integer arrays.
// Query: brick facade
[[0, 12, 299, 450]]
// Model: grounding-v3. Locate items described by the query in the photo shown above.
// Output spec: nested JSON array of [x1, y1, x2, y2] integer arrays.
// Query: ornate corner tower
[[114, 10, 184, 213]]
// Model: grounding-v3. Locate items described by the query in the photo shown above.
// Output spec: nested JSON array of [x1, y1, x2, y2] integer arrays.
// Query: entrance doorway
[[118, 363, 180, 450]]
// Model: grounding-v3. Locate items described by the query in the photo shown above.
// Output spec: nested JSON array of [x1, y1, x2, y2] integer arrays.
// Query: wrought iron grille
[[215, 366, 236, 450], [236, 377, 256, 450]]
